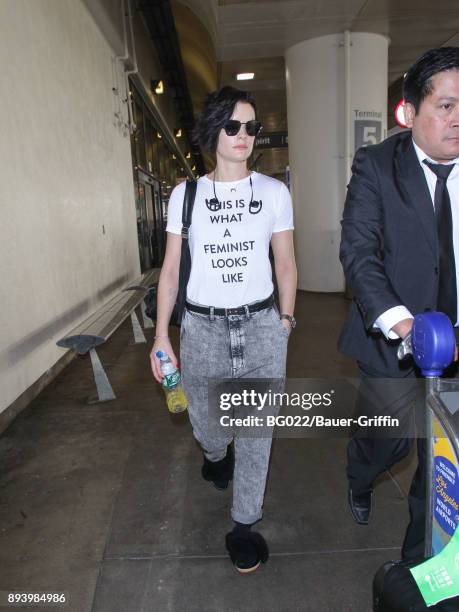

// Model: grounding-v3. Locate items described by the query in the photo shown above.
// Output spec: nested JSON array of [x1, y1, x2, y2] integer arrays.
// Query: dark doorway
[[135, 169, 164, 271]]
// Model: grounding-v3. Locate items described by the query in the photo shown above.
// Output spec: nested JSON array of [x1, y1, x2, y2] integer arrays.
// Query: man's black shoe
[[348, 488, 373, 524], [201, 444, 234, 490]]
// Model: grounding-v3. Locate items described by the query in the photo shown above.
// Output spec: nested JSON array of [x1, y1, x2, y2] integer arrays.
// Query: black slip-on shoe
[[225, 530, 269, 574], [348, 488, 373, 525], [201, 444, 234, 490]]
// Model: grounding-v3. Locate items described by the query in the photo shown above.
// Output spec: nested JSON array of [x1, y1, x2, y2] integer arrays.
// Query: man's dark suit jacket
[[338, 130, 445, 376]]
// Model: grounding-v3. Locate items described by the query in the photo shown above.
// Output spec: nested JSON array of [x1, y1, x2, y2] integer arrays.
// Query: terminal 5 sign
[[255, 115, 385, 150], [255, 132, 288, 149], [353, 108, 383, 149]]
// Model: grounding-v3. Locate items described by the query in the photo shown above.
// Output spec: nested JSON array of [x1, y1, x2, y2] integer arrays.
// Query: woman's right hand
[[150, 336, 178, 384]]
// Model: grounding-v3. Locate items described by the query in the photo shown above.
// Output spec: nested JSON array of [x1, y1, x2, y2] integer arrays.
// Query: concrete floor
[[0, 292, 417, 612]]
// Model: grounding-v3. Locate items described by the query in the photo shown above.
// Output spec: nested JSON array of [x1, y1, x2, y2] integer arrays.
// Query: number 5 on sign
[[354, 120, 382, 150], [363, 126, 377, 146]]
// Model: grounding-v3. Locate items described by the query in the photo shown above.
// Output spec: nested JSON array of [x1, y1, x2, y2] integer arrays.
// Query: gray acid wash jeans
[[180, 304, 289, 525]]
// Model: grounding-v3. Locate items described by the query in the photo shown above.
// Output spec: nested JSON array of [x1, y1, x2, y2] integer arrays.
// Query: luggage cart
[[424, 376, 459, 559], [373, 312, 459, 611]]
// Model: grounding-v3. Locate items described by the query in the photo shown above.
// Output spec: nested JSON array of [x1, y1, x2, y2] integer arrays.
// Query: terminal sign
[[354, 109, 382, 150]]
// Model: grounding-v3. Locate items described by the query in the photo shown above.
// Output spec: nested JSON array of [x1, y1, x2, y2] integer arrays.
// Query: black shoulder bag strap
[[172, 179, 197, 326], [181, 178, 197, 238]]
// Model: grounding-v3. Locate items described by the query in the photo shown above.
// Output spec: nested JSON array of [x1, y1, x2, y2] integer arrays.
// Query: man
[[339, 47, 459, 559]]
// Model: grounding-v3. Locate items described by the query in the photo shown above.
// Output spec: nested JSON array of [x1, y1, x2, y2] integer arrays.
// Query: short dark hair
[[403, 47, 459, 113], [193, 86, 257, 153]]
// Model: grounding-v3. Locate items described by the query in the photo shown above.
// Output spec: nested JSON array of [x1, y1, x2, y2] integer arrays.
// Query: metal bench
[[57, 269, 159, 402]]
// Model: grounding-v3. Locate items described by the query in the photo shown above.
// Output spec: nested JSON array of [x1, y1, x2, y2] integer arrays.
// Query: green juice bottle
[[156, 351, 188, 413]]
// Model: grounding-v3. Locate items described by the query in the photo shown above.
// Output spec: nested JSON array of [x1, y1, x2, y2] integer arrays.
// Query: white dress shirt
[[374, 139, 459, 339]]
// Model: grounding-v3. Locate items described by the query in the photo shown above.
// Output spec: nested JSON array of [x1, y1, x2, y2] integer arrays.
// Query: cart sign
[[431, 414, 459, 555], [411, 526, 459, 607], [410, 412, 459, 608]]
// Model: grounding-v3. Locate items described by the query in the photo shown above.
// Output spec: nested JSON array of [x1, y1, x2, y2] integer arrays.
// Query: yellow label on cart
[[431, 414, 459, 555]]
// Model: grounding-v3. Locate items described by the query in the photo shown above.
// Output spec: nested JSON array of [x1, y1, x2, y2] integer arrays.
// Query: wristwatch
[[280, 314, 296, 329]]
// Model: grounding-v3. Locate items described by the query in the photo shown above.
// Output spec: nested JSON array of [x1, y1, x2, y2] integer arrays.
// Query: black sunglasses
[[223, 119, 262, 137]]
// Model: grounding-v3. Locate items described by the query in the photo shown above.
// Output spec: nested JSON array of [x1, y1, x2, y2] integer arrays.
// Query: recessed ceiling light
[[236, 73, 255, 81]]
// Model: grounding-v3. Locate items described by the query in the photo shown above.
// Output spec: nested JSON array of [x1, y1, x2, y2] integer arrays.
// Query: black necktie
[[423, 160, 456, 323]]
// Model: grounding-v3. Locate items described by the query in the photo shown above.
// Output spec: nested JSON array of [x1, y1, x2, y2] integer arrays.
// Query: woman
[[151, 86, 297, 573]]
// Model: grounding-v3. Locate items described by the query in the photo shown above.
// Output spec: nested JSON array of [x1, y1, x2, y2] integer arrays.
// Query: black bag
[[144, 179, 197, 327], [373, 559, 459, 611]]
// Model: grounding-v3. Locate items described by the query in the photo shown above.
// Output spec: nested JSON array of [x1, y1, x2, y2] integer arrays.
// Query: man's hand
[[390, 318, 414, 340]]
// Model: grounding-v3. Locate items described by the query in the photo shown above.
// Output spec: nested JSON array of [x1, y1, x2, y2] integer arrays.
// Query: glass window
[[128, 80, 192, 269], [133, 100, 146, 170], [145, 118, 154, 175]]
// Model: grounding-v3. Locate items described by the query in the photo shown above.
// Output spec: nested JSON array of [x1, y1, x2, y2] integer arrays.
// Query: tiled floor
[[0, 292, 417, 612]]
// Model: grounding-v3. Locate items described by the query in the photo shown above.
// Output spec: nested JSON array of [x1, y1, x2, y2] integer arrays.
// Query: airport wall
[[0, 0, 140, 416]]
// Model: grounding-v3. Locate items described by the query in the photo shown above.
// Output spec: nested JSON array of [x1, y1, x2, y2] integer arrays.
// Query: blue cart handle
[[398, 312, 456, 377]]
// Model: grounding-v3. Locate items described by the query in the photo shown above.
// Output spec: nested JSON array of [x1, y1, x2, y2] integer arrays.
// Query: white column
[[285, 32, 388, 292]]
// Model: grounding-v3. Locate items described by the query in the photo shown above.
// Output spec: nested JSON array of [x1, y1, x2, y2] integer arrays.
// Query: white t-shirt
[[166, 171, 294, 307]]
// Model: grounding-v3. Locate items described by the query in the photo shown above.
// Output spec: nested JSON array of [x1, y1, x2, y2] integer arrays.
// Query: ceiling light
[[151, 79, 164, 95], [157, 132, 162, 139], [174, 128, 182, 138], [236, 73, 254, 81], [186, 152, 191, 159]]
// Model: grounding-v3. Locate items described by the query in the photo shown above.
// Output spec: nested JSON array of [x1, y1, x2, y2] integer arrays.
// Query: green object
[[410, 526, 459, 606], [163, 369, 181, 389]]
